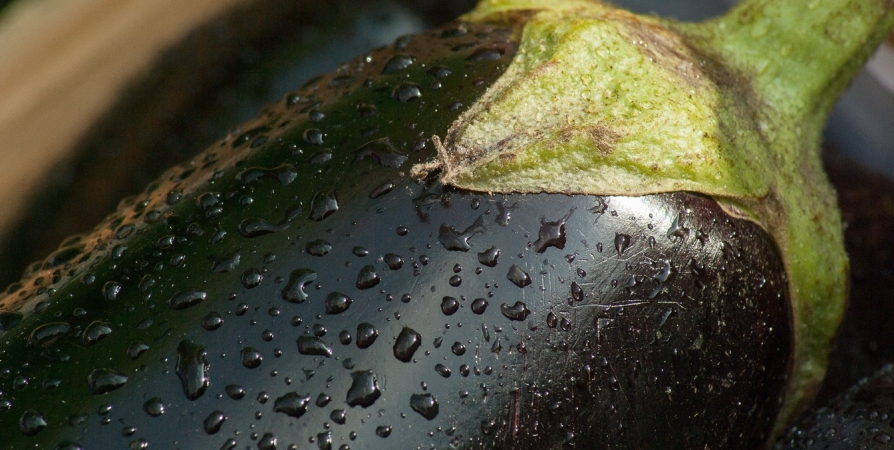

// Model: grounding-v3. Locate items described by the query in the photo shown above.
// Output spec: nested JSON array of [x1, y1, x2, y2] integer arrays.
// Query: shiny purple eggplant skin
[[0, 20, 791, 450]]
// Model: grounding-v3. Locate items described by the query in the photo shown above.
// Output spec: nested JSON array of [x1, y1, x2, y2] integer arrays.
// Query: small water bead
[[571, 281, 584, 302], [382, 54, 416, 74], [316, 393, 332, 407], [547, 312, 558, 328], [273, 392, 312, 418], [303, 128, 324, 145], [126, 341, 150, 359], [352, 246, 369, 257], [346, 370, 381, 407], [501, 302, 531, 321], [396, 226, 409, 236], [441, 297, 459, 315], [87, 368, 128, 394], [449, 275, 462, 287], [356, 265, 380, 290], [297, 336, 333, 357], [142, 397, 165, 417], [392, 83, 422, 102], [338, 330, 352, 345], [82, 321, 112, 345], [506, 265, 531, 288], [376, 426, 393, 438], [471, 298, 488, 314], [306, 240, 332, 257], [239, 269, 263, 289], [202, 312, 224, 331], [203, 410, 226, 434], [393, 327, 422, 362], [356, 323, 378, 348], [240, 347, 263, 368], [313, 324, 328, 337], [451, 342, 466, 356], [369, 181, 394, 199]]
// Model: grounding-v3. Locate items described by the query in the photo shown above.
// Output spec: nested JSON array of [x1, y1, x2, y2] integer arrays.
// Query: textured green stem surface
[[415, 0, 894, 432]]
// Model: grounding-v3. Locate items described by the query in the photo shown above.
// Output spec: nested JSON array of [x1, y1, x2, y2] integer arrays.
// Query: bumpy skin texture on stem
[[417, 0, 894, 430]]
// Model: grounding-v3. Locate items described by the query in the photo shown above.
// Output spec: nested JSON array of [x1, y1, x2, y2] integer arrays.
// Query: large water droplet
[[393, 327, 422, 362], [127, 340, 149, 359], [440, 296, 459, 315], [88, 368, 128, 394], [306, 240, 332, 256], [501, 302, 531, 321], [273, 392, 312, 418], [309, 191, 339, 221], [410, 393, 439, 420], [241, 347, 262, 368], [355, 138, 408, 168], [19, 409, 47, 436], [282, 269, 317, 303], [477, 246, 500, 267], [614, 233, 631, 256], [356, 323, 379, 349], [176, 340, 209, 400], [103, 281, 121, 301], [297, 336, 333, 357], [471, 298, 488, 314], [392, 82, 422, 102], [346, 370, 381, 408], [202, 312, 224, 331], [236, 164, 297, 186], [382, 54, 416, 74], [506, 265, 531, 288], [238, 218, 289, 238], [384, 253, 403, 270], [210, 250, 241, 273], [168, 290, 207, 310], [356, 265, 380, 290], [203, 410, 226, 434], [571, 281, 584, 302], [143, 397, 165, 417], [533, 209, 574, 253], [438, 215, 485, 251], [82, 321, 112, 346], [324, 292, 352, 315], [28, 322, 70, 346]]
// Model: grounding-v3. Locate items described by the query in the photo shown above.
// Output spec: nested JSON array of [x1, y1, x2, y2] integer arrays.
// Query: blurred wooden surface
[[0, 0, 248, 239]]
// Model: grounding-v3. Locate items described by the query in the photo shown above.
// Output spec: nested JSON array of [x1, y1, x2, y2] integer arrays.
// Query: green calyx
[[415, 0, 894, 432]]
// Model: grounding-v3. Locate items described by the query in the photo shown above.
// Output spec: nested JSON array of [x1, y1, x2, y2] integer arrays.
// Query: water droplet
[[533, 210, 574, 253], [306, 240, 332, 256], [439, 215, 485, 251], [310, 191, 339, 221], [202, 312, 224, 331], [168, 290, 207, 310], [376, 425, 393, 438], [273, 392, 312, 418], [225, 384, 245, 400], [55, 441, 83, 450], [384, 253, 403, 270], [210, 250, 241, 273], [330, 409, 346, 424], [451, 342, 466, 355], [410, 393, 439, 420], [176, 340, 209, 400], [667, 214, 689, 239], [449, 275, 462, 286], [321, 292, 352, 315], [547, 312, 558, 328], [282, 269, 317, 303], [19, 409, 47, 436], [241, 269, 263, 289], [392, 83, 422, 102], [346, 370, 381, 407], [258, 433, 277, 450], [393, 327, 422, 362], [501, 302, 531, 321], [203, 410, 226, 434], [614, 233, 631, 256], [303, 128, 324, 145], [238, 218, 289, 237], [82, 321, 112, 345], [506, 265, 531, 288], [143, 397, 165, 417], [0, 311, 23, 331], [297, 336, 333, 357], [356, 323, 378, 348], [127, 340, 149, 359], [236, 164, 297, 186], [88, 368, 128, 394], [356, 265, 380, 290], [382, 54, 416, 74], [241, 347, 263, 368], [571, 281, 584, 302], [477, 246, 500, 267], [468, 45, 505, 60], [355, 138, 408, 168], [471, 298, 488, 314], [103, 281, 121, 301], [28, 322, 70, 346], [653, 261, 674, 283], [369, 181, 394, 199], [427, 65, 452, 77], [441, 296, 459, 315]]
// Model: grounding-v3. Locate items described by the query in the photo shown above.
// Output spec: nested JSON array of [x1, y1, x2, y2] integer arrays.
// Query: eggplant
[[0, 0, 891, 448]]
